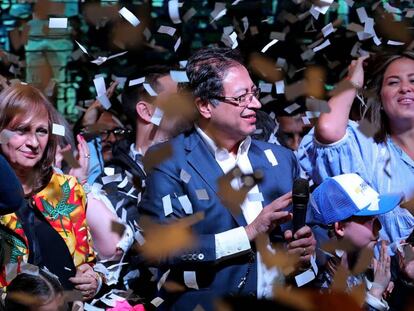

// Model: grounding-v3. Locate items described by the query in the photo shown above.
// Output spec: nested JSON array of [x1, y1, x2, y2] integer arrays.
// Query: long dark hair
[[364, 51, 414, 143], [0, 84, 58, 195]]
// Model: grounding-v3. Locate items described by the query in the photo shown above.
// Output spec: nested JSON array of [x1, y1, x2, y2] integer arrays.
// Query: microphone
[[292, 178, 310, 234]]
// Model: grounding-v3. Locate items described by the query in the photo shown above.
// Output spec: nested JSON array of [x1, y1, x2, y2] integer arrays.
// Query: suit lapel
[[248, 142, 272, 207], [186, 131, 222, 195], [185, 131, 248, 227]]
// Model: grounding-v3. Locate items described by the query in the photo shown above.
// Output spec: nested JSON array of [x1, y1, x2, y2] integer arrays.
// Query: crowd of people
[[0, 47, 414, 311]]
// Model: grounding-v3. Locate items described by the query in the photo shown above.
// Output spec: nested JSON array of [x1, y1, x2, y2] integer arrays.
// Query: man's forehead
[[98, 112, 124, 128], [221, 65, 253, 91]]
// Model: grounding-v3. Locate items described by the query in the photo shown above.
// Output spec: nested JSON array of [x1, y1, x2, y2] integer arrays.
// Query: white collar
[[129, 143, 144, 160], [195, 125, 251, 160]]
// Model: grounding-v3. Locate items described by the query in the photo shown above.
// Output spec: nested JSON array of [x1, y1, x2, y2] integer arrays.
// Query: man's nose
[[249, 96, 262, 109]]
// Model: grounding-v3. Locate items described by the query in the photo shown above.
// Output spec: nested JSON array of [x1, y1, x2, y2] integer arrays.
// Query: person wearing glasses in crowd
[[139, 47, 316, 311], [78, 81, 133, 185]]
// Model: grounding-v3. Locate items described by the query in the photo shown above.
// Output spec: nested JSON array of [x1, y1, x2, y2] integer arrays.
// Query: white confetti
[[75, 40, 88, 54], [129, 77, 145, 86], [183, 8, 196, 22], [275, 80, 285, 94], [309, 5, 321, 19], [97, 94, 112, 110], [174, 36, 181, 51], [241, 16, 249, 34], [150, 107, 164, 126], [180, 169, 191, 183], [322, 23, 335, 37], [48, 18, 67, 29], [119, 7, 140, 27], [305, 110, 320, 119], [93, 76, 106, 97], [162, 195, 173, 216], [91, 51, 128, 66], [261, 39, 278, 53], [373, 35, 382, 46], [210, 2, 227, 22], [264, 149, 278, 166], [345, 0, 354, 7], [247, 192, 264, 202], [195, 189, 209, 200], [313, 39, 331, 52], [84, 303, 105, 311], [383, 2, 401, 14], [178, 195, 193, 214], [356, 7, 369, 23], [387, 40, 405, 46], [151, 297, 164, 307], [170, 70, 189, 83], [102, 173, 122, 185], [230, 31, 238, 49], [259, 82, 272, 93], [284, 102, 301, 114], [406, 9, 414, 18], [302, 116, 311, 125], [168, 0, 181, 24], [143, 83, 157, 96], [157, 269, 171, 290], [364, 18, 375, 35], [52, 123, 65, 136], [313, 0, 333, 15], [158, 25, 176, 36], [184, 271, 199, 289], [104, 167, 115, 176]]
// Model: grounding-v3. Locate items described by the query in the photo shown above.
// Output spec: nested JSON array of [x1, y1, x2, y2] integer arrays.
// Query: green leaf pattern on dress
[[40, 180, 78, 237]]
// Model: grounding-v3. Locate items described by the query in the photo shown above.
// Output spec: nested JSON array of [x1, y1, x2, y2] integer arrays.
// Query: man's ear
[[136, 101, 154, 123], [334, 221, 346, 237], [194, 97, 212, 119]]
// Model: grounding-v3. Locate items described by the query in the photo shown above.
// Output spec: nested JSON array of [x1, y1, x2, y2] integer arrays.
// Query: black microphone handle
[[292, 204, 307, 234]]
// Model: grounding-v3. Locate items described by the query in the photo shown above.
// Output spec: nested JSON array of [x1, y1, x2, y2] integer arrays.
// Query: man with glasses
[[139, 48, 316, 311]]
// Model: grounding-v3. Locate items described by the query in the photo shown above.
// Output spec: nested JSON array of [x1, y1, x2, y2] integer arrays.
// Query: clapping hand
[[370, 240, 391, 299]]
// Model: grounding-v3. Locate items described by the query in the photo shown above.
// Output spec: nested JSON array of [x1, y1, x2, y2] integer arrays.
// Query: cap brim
[[355, 193, 403, 217]]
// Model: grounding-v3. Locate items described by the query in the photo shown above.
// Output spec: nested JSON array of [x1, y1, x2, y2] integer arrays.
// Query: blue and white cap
[[311, 173, 402, 225]]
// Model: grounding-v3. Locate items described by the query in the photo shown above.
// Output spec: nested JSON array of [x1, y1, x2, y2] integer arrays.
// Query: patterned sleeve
[[65, 174, 96, 265]]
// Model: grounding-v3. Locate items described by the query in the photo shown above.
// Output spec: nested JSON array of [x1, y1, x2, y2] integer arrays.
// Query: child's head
[[311, 173, 402, 249], [4, 270, 65, 311]]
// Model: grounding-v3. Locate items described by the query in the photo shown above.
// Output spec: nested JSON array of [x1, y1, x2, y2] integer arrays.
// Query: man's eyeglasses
[[210, 87, 261, 107], [99, 128, 131, 140]]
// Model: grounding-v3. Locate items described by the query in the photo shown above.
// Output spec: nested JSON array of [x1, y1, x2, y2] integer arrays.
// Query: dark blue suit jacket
[[139, 129, 299, 310]]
